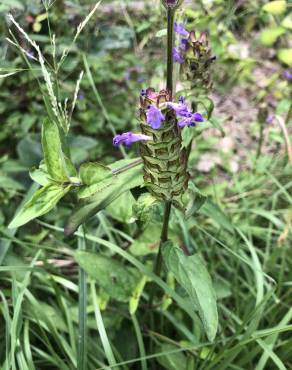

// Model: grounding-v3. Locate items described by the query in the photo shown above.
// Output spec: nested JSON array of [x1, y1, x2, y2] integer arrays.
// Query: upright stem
[[77, 226, 87, 370], [166, 8, 175, 94]]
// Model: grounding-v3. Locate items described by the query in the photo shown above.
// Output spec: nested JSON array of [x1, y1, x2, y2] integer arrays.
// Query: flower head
[[146, 105, 165, 129], [113, 132, 151, 146], [162, 0, 183, 8], [174, 22, 189, 38], [172, 47, 184, 64]]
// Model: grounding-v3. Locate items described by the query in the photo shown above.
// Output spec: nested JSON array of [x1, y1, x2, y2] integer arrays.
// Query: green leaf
[[132, 193, 158, 223], [129, 275, 147, 315], [79, 162, 112, 185], [157, 344, 188, 370], [200, 199, 234, 233], [65, 159, 143, 235], [262, 1, 287, 15], [29, 165, 51, 186], [162, 242, 218, 341], [0, 175, 25, 191], [8, 184, 71, 229], [130, 223, 161, 256], [42, 119, 69, 182], [260, 27, 286, 46], [78, 162, 114, 198], [75, 251, 139, 302], [282, 14, 292, 30], [107, 191, 136, 223], [277, 48, 292, 66]]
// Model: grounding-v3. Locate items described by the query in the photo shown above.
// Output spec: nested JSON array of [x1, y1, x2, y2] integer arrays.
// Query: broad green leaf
[[157, 344, 188, 370], [42, 119, 69, 182], [277, 48, 292, 66], [79, 162, 112, 185], [262, 1, 287, 15], [130, 223, 161, 256], [162, 242, 218, 341], [75, 251, 139, 302], [78, 162, 114, 198], [107, 191, 136, 223], [65, 159, 143, 235], [260, 27, 286, 46], [132, 193, 160, 224], [8, 184, 71, 229]]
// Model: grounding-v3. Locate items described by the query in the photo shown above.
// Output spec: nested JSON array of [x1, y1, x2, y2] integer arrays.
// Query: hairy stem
[[77, 226, 87, 370]]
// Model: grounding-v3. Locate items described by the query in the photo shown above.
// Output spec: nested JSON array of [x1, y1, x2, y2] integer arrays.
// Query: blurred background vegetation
[[0, 0, 291, 369]]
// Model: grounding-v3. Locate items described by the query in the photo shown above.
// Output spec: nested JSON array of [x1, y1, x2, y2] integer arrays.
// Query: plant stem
[[154, 200, 172, 277], [77, 226, 87, 370], [166, 7, 175, 94]]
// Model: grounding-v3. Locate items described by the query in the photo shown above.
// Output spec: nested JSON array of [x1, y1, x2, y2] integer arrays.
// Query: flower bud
[[161, 0, 183, 9]]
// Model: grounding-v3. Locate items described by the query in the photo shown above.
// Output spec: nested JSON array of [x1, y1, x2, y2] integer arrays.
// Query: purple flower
[[179, 38, 188, 51], [113, 132, 151, 146], [283, 70, 292, 81], [167, 101, 189, 115], [172, 47, 184, 64], [174, 22, 189, 38], [146, 105, 165, 129], [266, 115, 274, 125], [178, 112, 204, 127]]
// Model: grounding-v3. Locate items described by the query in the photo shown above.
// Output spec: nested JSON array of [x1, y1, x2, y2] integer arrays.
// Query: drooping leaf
[[262, 1, 287, 15], [162, 242, 218, 341], [42, 119, 69, 182], [65, 159, 143, 235], [75, 251, 139, 302], [8, 184, 71, 229]]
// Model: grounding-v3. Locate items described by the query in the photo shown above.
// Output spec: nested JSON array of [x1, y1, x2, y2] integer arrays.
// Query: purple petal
[[113, 132, 151, 146], [174, 22, 189, 38], [167, 102, 189, 116], [146, 105, 165, 129], [193, 112, 204, 122], [172, 47, 184, 64], [266, 115, 274, 125], [179, 38, 188, 51], [283, 70, 292, 81]]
